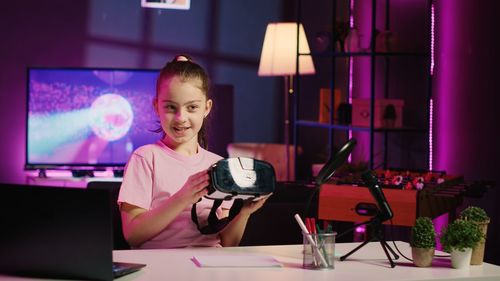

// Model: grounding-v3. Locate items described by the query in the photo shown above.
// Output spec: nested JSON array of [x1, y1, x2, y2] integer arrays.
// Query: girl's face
[[154, 76, 212, 151]]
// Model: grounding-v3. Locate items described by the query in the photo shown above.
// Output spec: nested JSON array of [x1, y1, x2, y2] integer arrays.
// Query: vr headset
[[191, 157, 276, 235], [205, 157, 276, 201]]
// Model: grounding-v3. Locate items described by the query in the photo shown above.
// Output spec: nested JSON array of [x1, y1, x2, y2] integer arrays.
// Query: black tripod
[[339, 216, 399, 268]]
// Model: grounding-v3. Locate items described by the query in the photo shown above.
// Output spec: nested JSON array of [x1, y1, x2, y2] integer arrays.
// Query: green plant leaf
[[440, 219, 483, 252], [410, 217, 436, 248]]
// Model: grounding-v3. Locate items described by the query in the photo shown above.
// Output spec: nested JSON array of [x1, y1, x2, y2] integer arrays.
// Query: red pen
[[305, 217, 311, 233], [310, 218, 317, 234]]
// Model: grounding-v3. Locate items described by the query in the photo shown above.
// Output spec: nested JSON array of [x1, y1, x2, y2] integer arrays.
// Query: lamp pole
[[284, 75, 293, 182]]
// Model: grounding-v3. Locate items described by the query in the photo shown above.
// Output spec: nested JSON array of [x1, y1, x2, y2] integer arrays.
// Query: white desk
[[1, 242, 499, 281], [111, 242, 500, 281]]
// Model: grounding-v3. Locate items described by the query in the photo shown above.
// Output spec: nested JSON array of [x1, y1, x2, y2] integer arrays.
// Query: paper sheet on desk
[[192, 255, 282, 268]]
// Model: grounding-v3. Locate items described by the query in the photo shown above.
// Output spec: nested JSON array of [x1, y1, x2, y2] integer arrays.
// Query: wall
[[435, 0, 500, 265], [0, 0, 284, 184]]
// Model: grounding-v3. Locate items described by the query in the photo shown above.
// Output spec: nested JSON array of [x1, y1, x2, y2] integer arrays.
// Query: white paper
[[192, 255, 282, 268]]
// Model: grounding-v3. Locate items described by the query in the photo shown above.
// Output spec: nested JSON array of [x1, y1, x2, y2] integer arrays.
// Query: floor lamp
[[258, 22, 315, 181]]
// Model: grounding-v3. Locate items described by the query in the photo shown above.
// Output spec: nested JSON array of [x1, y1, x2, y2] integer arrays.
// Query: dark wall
[[0, 1, 88, 183], [0, 0, 284, 184], [434, 0, 500, 266]]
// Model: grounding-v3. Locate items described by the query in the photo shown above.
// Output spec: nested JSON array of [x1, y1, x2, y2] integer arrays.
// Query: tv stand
[[26, 168, 123, 188], [37, 169, 47, 178]]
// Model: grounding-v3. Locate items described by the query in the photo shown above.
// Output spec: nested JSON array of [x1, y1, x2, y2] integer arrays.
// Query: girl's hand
[[174, 170, 210, 205], [240, 193, 272, 217]]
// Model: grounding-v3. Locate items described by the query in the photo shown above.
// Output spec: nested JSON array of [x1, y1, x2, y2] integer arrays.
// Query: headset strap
[[191, 198, 244, 235]]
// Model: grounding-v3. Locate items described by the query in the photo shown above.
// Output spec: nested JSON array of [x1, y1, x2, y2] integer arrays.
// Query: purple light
[[355, 225, 365, 233], [430, 2, 435, 76], [348, 0, 355, 161], [350, 0, 371, 164], [348, 57, 354, 142], [433, 214, 448, 250], [435, 0, 457, 171], [429, 99, 434, 170], [349, 0, 355, 28], [428, 1, 435, 171]]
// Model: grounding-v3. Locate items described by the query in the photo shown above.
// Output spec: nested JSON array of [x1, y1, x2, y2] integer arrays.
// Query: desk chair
[[86, 181, 130, 250], [239, 182, 319, 246]]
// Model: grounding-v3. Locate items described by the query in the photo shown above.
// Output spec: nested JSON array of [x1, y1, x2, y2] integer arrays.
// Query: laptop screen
[[0, 184, 116, 281]]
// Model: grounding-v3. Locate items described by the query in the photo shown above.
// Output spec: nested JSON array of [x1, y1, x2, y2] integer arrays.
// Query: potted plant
[[440, 219, 483, 269], [460, 206, 490, 265], [410, 217, 436, 267]]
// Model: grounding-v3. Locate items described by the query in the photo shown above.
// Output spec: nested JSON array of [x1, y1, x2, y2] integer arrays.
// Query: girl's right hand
[[174, 170, 210, 205]]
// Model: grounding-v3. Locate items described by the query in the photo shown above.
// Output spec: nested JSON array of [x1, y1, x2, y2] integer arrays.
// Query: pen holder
[[302, 232, 336, 270]]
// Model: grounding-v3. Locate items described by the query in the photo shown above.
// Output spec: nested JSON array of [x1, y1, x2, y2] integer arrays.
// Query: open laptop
[[0, 183, 145, 281]]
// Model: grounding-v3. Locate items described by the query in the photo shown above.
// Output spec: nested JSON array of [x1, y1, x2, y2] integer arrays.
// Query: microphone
[[361, 171, 393, 222]]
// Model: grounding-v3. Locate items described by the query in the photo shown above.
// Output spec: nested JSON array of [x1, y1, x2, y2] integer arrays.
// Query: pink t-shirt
[[118, 140, 231, 249]]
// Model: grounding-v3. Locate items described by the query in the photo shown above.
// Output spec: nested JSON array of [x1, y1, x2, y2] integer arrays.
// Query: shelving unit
[[292, 0, 432, 180]]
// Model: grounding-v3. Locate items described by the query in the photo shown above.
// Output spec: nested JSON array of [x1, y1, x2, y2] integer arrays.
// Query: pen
[[306, 217, 319, 266], [310, 218, 317, 234], [294, 214, 328, 267], [305, 218, 312, 233]]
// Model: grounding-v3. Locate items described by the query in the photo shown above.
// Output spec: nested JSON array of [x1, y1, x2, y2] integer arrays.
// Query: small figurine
[[392, 175, 403, 186], [413, 176, 425, 190]]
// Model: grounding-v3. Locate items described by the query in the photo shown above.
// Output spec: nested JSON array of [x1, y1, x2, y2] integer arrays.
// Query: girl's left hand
[[240, 194, 272, 217]]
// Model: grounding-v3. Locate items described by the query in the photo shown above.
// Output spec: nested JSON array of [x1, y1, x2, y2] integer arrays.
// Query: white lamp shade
[[258, 22, 315, 76]]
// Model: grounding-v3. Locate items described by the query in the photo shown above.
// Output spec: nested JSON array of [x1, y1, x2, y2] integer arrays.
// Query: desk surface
[[114, 241, 500, 281], [2, 242, 500, 281]]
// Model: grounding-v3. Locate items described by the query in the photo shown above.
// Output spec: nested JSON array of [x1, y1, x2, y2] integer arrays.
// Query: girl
[[118, 55, 268, 248]]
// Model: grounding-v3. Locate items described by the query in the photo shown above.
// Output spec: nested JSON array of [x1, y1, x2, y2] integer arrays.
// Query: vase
[[471, 220, 489, 265], [451, 248, 472, 269], [411, 247, 434, 267]]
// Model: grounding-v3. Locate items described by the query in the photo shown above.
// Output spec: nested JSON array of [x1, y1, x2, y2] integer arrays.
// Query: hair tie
[[174, 54, 191, 62]]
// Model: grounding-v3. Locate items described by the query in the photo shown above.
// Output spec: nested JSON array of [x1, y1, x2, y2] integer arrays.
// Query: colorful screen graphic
[[26, 68, 160, 169]]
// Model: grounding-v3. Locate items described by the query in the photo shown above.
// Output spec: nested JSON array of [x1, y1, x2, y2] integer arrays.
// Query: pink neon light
[[348, 58, 353, 150], [355, 225, 365, 233], [429, 1, 435, 171], [430, 3, 435, 76], [429, 99, 434, 170], [348, 0, 354, 160], [349, 0, 355, 28]]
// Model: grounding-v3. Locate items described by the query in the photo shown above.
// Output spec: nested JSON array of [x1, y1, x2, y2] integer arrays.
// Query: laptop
[[0, 183, 145, 281]]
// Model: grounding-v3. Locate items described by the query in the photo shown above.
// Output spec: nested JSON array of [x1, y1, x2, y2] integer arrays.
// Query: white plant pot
[[451, 248, 472, 269]]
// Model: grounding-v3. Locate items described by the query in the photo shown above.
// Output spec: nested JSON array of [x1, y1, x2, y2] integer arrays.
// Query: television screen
[[26, 67, 160, 170]]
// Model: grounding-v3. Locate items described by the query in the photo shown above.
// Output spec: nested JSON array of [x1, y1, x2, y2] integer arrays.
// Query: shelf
[[296, 120, 427, 133], [299, 51, 430, 58], [293, 0, 432, 175]]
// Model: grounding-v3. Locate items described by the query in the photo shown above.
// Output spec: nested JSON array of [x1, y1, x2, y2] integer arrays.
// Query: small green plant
[[440, 219, 483, 252], [460, 206, 490, 223], [410, 217, 436, 248]]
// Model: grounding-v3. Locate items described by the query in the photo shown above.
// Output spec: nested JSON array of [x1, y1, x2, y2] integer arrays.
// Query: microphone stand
[[338, 214, 399, 268]]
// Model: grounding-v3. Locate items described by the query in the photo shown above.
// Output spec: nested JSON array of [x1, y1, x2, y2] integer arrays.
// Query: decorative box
[[351, 98, 404, 128]]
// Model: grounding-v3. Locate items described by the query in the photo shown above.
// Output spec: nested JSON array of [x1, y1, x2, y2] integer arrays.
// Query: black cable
[[387, 219, 450, 261], [387, 219, 413, 262]]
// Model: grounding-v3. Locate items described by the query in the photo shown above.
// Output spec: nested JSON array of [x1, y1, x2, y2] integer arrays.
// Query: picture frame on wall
[[141, 0, 191, 10]]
